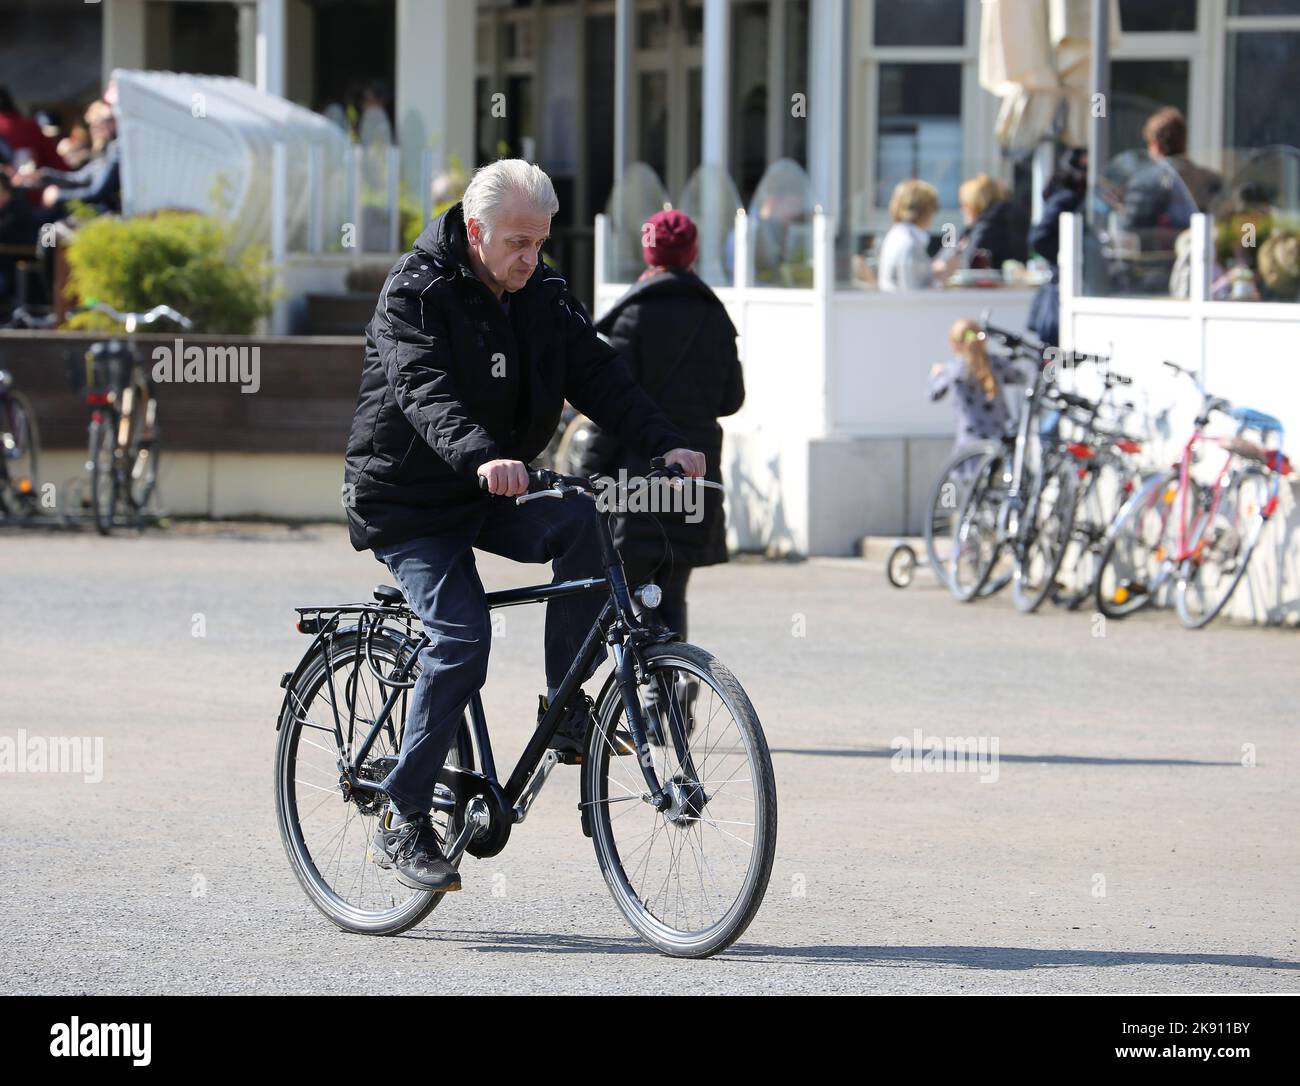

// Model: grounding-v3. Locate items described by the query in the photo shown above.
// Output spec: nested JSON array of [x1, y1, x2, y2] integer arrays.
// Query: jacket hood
[[595, 266, 736, 337], [412, 200, 550, 299]]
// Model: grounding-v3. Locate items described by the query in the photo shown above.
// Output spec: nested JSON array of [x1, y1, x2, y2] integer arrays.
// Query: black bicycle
[[70, 300, 193, 534], [0, 306, 51, 519], [274, 459, 778, 958]]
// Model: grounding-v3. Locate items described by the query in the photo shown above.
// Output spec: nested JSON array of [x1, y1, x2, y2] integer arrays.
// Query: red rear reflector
[[86, 392, 111, 405], [1116, 439, 1141, 454], [1066, 442, 1095, 460]]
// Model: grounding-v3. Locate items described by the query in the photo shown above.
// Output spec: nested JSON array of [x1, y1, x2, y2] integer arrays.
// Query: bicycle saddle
[[373, 584, 405, 606], [1231, 406, 1284, 435]]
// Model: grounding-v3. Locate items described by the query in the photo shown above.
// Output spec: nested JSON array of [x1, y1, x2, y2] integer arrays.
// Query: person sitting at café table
[[877, 179, 939, 292]]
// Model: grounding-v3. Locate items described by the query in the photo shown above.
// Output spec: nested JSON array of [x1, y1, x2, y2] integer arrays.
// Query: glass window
[[684, 2, 705, 47], [637, 8, 670, 49], [504, 19, 533, 61], [638, 71, 669, 182], [687, 67, 703, 181], [731, 1, 769, 202], [876, 63, 962, 208], [506, 75, 535, 158], [1231, 1, 1300, 15], [782, 0, 810, 168], [1110, 60, 1190, 155], [1226, 31, 1300, 150], [167, 2, 239, 76], [873, 0, 964, 46], [1118, 1, 1197, 32]]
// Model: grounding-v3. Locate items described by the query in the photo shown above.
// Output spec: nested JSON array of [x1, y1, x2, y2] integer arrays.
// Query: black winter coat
[[571, 267, 744, 570], [961, 200, 1028, 270], [1027, 186, 1083, 347], [343, 202, 687, 551]]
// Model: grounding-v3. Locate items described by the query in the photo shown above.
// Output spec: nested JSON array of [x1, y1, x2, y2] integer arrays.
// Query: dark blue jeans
[[374, 494, 606, 816]]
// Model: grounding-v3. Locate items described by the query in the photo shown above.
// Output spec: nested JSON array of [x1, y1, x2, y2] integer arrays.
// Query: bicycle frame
[[1172, 425, 1281, 564], [278, 483, 703, 861]]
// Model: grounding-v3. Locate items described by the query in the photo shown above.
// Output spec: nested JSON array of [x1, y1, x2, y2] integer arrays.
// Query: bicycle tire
[[275, 627, 473, 936], [947, 450, 1004, 602], [585, 642, 777, 958], [88, 412, 117, 535], [1093, 470, 1180, 619], [923, 441, 999, 592], [127, 435, 160, 518], [1013, 454, 1079, 613], [1174, 468, 1268, 629], [1, 389, 40, 516]]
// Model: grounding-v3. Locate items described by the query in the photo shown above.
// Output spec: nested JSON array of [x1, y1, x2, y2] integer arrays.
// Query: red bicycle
[[1094, 360, 1291, 628]]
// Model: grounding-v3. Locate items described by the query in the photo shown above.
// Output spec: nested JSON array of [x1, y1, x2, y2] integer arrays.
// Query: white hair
[[462, 159, 559, 244]]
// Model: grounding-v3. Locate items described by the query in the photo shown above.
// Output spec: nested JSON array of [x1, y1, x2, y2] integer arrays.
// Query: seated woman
[[877, 179, 938, 292], [955, 173, 1027, 271]]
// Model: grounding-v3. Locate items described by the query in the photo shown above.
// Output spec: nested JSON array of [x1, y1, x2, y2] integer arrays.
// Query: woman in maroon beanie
[[571, 208, 745, 640]]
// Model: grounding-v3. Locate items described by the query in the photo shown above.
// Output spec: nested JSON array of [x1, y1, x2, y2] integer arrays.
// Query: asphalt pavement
[[1, 520, 1296, 993]]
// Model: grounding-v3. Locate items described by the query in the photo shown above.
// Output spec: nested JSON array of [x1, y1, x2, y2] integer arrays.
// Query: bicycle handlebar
[[478, 457, 721, 505], [1161, 359, 1233, 420], [76, 299, 195, 332], [3, 306, 57, 330]]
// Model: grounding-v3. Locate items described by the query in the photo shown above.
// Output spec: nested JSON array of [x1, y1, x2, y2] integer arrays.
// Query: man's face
[[466, 198, 551, 295]]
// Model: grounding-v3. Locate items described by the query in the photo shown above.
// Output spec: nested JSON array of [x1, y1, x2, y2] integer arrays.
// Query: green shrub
[[65, 211, 270, 335]]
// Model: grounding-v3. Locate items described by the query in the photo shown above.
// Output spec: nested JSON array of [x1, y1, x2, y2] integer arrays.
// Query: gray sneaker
[[370, 810, 461, 893]]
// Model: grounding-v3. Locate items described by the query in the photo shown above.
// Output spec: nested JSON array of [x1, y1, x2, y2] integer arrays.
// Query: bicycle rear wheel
[[585, 642, 777, 958], [275, 627, 473, 936], [1174, 469, 1268, 629], [125, 392, 160, 517]]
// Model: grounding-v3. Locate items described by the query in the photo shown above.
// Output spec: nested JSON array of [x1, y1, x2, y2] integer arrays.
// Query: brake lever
[[515, 489, 565, 504]]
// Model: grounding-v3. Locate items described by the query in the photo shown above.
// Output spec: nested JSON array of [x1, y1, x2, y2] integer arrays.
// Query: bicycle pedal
[[554, 750, 584, 766], [367, 846, 394, 870]]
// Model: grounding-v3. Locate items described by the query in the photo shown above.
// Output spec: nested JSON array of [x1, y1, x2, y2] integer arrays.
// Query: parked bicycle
[[275, 459, 778, 958], [917, 319, 1044, 592], [0, 306, 51, 519], [69, 300, 193, 534], [1094, 360, 1291, 629], [948, 344, 1131, 612]]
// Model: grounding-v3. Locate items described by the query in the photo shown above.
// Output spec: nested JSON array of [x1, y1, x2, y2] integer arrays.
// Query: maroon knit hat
[[642, 209, 698, 269]]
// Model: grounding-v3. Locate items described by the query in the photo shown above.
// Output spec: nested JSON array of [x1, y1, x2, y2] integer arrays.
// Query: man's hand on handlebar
[[663, 448, 706, 478], [477, 458, 530, 497]]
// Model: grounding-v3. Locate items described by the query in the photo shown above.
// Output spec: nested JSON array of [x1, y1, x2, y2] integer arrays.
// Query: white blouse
[[877, 222, 935, 292]]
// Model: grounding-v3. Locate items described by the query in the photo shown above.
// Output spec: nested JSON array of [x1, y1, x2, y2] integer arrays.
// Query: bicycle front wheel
[[1094, 470, 1180, 618], [585, 642, 777, 958], [947, 451, 1005, 602], [923, 441, 998, 591], [1, 389, 40, 515], [1174, 469, 1268, 629], [88, 413, 117, 535], [1012, 454, 1079, 613]]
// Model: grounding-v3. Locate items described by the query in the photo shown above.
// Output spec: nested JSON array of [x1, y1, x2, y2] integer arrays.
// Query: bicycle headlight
[[636, 584, 663, 609]]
